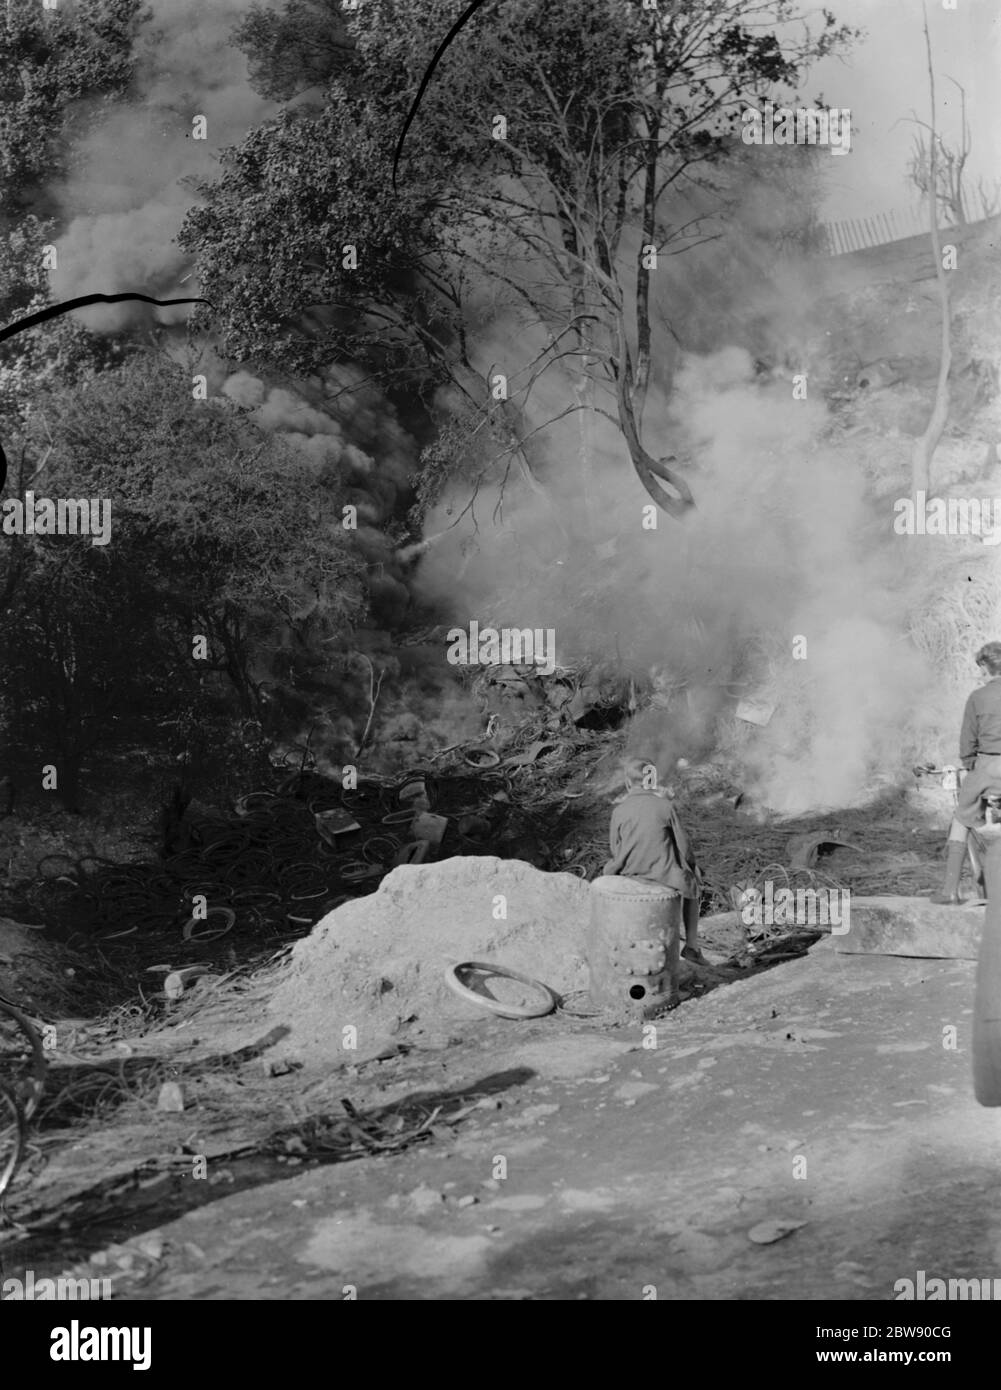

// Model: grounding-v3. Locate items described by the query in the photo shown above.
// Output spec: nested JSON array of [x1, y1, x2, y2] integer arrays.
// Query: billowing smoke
[[216, 363, 418, 626], [651, 347, 930, 814], [50, 0, 275, 328], [211, 363, 490, 769], [31, 10, 977, 806], [413, 251, 938, 815]]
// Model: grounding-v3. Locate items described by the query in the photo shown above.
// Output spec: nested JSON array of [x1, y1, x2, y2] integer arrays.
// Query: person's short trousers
[[954, 753, 1001, 829]]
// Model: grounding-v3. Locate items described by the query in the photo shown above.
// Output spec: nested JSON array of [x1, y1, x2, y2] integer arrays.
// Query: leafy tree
[[0, 352, 367, 808], [0, 0, 149, 217], [0, 215, 130, 431], [904, 79, 1001, 229], [2, 538, 191, 811], [182, 0, 857, 527], [230, 0, 353, 103]]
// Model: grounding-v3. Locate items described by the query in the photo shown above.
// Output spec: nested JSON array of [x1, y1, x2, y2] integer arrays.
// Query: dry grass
[[686, 795, 945, 910], [908, 551, 1001, 673]]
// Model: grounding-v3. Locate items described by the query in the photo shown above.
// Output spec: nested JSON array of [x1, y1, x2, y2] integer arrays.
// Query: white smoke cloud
[[31, 2, 972, 806], [219, 368, 267, 408], [414, 325, 934, 814], [50, 0, 275, 328]]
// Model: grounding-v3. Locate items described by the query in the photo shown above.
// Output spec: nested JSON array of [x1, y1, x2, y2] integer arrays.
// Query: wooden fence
[[823, 207, 939, 255], [820, 203, 996, 257]]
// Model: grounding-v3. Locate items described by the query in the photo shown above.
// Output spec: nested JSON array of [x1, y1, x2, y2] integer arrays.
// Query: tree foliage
[[0, 352, 367, 808], [0, 0, 149, 216], [182, 0, 858, 523], [0, 215, 130, 431], [231, 0, 353, 103]]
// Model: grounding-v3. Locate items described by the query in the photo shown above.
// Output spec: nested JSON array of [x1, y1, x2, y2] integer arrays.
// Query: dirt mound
[[268, 857, 591, 1062]]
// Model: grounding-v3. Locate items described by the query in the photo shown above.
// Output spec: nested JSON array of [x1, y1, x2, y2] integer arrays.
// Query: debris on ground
[[786, 831, 862, 871], [163, 966, 216, 999], [156, 1082, 185, 1113], [0, 701, 962, 1245], [748, 1219, 808, 1245]]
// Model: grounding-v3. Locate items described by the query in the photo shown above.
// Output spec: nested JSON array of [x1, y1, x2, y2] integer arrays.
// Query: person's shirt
[[603, 789, 698, 896], [959, 676, 1001, 768]]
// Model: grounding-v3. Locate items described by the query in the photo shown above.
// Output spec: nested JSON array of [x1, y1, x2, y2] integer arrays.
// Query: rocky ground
[[2, 861, 998, 1301], [0, 723, 991, 1302]]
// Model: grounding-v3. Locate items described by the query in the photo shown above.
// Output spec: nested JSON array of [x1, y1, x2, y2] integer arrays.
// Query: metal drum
[[586, 876, 682, 1019]]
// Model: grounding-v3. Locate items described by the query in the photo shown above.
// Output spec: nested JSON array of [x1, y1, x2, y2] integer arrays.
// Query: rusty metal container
[[586, 876, 682, 1019]]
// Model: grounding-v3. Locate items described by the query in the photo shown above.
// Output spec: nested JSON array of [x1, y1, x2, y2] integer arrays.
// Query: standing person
[[932, 642, 1001, 904], [604, 755, 707, 964]]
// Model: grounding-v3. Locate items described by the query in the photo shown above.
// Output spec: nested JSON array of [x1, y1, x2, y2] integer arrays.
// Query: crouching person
[[604, 755, 707, 965]]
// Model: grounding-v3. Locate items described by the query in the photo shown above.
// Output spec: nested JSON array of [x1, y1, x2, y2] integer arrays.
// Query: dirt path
[[8, 937, 998, 1301]]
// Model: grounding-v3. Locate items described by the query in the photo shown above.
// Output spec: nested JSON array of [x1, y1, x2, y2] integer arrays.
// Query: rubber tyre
[[182, 906, 236, 942], [443, 961, 558, 1019]]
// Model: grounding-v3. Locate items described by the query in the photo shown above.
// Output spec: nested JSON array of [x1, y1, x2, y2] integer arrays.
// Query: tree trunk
[[911, 13, 952, 497], [561, 216, 596, 540], [571, 314, 597, 543], [615, 321, 695, 520], [632, 88, 663, 429]]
